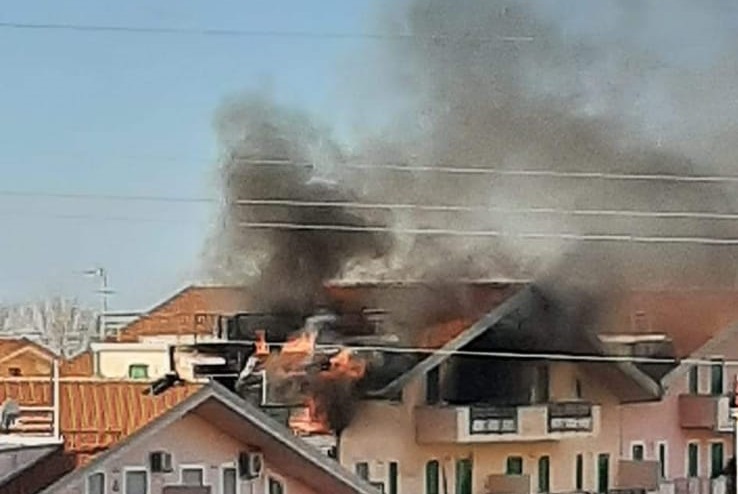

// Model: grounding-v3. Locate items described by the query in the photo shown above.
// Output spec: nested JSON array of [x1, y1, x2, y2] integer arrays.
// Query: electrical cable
[[239, 221, 738, 245]]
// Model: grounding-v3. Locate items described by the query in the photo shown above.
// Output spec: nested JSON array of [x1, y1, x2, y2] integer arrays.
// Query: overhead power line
[[0, 21, 534, 43], [237, 198, 738, 221], [227, 338, 738, 367], [8, 190, 738, 222], [237, 159, 738, 184], [240, 221, 738, 246]]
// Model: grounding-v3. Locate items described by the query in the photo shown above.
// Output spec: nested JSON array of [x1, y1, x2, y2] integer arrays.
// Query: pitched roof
[[370, 285, 661, 401], [661, 319, 738, 388], [370, 285, 536, 397], [41, 383, 379, 494], [0, 380, 201, 459], [0, 444, 61, 487], [0, 337, 56, 360], [116, 285, 251, 342], [599, 290, 738, 357]]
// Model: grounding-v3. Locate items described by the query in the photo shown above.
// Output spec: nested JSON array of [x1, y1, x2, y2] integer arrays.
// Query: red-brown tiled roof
[[600, 290, 738, 357], [0, 380, 201, 461], [59, 352, 93, 377], [116, 286, 251, 342]]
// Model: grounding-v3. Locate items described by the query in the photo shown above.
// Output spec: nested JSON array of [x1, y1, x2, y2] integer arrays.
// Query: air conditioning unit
[[149, 451, 173, 473], [238, 452, 263, 480]]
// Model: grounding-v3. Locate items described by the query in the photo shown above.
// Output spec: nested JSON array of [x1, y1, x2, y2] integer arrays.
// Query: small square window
[[128, 364, 149, 380], [181, 467, 204, 486], [87, 472, 104, 494], [8, 367, 21, 377]]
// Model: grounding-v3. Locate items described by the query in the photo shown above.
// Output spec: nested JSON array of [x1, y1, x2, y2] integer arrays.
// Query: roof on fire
[[370, 284, 661, 402], [40, 382, 379, 494]]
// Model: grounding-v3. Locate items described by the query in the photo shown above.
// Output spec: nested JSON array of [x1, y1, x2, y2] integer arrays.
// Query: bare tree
[[0, 297, 96, 354]]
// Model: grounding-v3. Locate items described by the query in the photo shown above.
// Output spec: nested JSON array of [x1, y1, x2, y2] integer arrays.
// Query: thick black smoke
[[206, 0, 738, 315], [206, 96, 391, 312]]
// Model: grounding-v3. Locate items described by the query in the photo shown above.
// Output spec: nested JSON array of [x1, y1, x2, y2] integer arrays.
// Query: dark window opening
[[658, 444, 667, 479], [356, 462, 369, 480], [632, 444, 644, 461], [426, 367, 440, 405], [575, 379, 582, 399], [575, 454, 583, 491], [507, 456, 523, 475], [388, 462, 398, 494], [8, 367, 21, 377], [425, 460, 439, 494], [268, 477, 284, 494]]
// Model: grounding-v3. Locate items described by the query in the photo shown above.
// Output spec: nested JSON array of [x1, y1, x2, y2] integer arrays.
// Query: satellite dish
[[0, 399, 19, 432]]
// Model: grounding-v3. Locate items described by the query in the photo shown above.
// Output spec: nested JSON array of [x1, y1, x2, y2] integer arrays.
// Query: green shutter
[[711, 361, 724, 395], [506, 457, 523, 475], [711, 443, 724, 478], [538, 456, 550, 493], [688, 444, 699, 477], [425, 461, 439, 494], [456, 458, 472, 494], [597, 454, 609, 494]]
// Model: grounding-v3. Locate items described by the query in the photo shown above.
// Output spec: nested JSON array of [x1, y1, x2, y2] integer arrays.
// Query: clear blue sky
[[0, 1, 375, 310]]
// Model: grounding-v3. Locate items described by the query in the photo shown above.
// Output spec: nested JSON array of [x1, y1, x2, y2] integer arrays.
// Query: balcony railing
[[548, 402, 594, 432], [416, 402, 599, 443]]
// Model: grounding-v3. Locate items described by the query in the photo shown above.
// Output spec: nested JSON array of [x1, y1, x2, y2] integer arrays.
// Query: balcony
[[416, 402, 600, 444], [678, 394, 734, 432]]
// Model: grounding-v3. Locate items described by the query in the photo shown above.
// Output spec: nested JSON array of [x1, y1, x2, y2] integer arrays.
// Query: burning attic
[[163, 281, 666, 442]]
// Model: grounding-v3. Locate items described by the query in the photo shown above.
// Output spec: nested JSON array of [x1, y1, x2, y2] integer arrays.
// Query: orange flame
[[323, 349, 366, 380], [288, 397, 331, 435], [255, 330, 270, 357], [282, 330, 317, 354]]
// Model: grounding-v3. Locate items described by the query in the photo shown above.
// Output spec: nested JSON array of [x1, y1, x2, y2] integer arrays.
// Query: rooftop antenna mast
[[83, 267, 114, 341]]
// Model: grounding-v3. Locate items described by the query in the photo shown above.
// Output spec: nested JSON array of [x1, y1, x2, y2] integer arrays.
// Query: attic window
[[8, 367, 21, 377]]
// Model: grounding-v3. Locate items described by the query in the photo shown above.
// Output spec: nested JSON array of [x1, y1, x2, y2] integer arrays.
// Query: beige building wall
[[92, 343, 171, 380], [54, 413, 318, 494], [92, 342, 222, 382], [340, 362, 626, 494]]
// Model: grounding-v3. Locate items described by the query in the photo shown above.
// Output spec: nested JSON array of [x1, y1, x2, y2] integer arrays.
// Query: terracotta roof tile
[[59, 352, 93, 377], [0, 380, 201, 456], [116, 286, 250, 342]]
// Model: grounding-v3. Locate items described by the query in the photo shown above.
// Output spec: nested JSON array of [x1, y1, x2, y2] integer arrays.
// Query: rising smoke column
[[206, 95, 392, 312], [349, 0, 738, 292], [206, 0, 738, 314]]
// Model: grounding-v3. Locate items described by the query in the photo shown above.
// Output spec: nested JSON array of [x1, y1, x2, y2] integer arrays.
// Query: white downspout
[[53, 358, 60, 440]]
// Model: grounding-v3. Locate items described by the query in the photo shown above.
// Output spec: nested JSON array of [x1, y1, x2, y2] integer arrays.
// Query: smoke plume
[[206, 0, 738, 313]]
